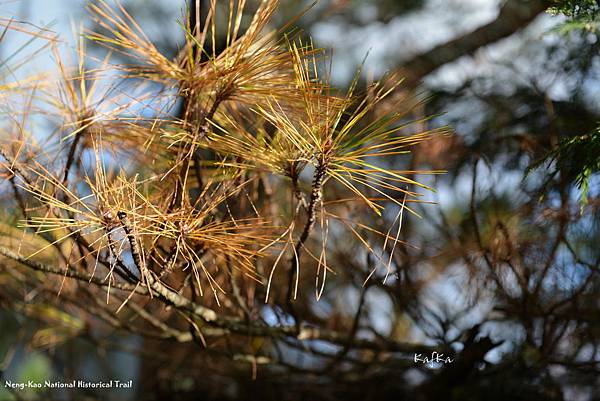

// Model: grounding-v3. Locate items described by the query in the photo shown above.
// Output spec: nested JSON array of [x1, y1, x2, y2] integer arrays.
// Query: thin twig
[[0, 245, 141, 293], [287, 159, 328, 306]]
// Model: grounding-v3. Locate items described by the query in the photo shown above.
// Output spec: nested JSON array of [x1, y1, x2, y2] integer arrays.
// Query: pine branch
[[117, 211, 144, 276], [106, 227, 139, 283], [62, 131, 83, 186], [0, 245, 435, 355], [288, 159, 328, 305], [0, 246, 140, 293]]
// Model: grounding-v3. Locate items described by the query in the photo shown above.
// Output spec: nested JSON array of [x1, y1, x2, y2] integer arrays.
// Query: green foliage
[[532, 127, 600, 205], [534, 3, 600, 205], [550, 0, 599, 18], [0, 352, 52, 401], [15, 351, 52, 384], [556, 128, 600, 202], [549, 0, 600, 32]]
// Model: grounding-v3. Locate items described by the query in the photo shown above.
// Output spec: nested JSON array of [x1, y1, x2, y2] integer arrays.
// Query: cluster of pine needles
[[0, 0, 446, 325]]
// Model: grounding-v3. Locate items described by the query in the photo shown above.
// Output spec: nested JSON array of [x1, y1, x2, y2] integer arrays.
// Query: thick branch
[[0, 246, 435, 355], [0, 244, 218, 322], [399, 0, 548, 87], [0, 246, 141, 293], [117, 211, 218, 321]]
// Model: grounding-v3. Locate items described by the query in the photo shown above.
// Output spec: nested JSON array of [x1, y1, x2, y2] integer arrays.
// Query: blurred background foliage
[[1, 0, 600, 400]]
